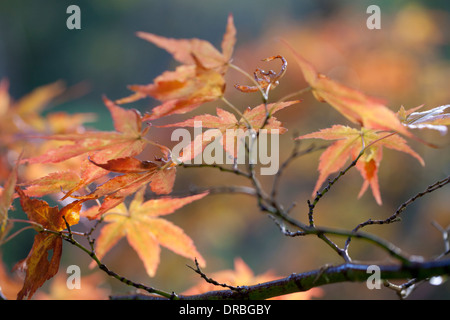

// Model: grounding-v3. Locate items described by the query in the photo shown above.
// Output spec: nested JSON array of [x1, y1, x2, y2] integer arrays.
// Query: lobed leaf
[[93, 188, 208, 277]]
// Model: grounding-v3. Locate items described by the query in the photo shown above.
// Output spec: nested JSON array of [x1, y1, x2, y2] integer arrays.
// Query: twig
[[345, 175, 450, 252], [187, 258, 243, 292], [308, 149, 365, 227], [182, 163, 251, 178], [110, 259, 450, 300]]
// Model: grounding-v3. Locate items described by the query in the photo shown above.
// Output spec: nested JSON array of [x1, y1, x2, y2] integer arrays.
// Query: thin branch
[[308, 149, 365, 227], [345, 175, 450, 252], [110, 259, 450, 300], [187, 258, 243, 292], [182, 162, 251, 178]]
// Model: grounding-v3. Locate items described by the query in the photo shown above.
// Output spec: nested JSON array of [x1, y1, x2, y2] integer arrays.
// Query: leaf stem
[[220, 96, 252, 129]]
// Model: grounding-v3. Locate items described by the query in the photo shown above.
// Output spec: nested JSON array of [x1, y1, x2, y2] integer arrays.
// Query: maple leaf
[[91, 187, 208, 277], [399, 104, 450, 135], [136, 14, 235, 72], [297, 125, 424, 205], [162, 101, 300, 163], [5, 80, 66, 133], [14, 187, 83, 300], [23, 97, 148, 165], [0, 157, 20, 244], [22, 97, 150, 198], [283, 41, 420, 140], [19, 171, 81, 198], [72, 156, 177, 218], [116, 15, 236, 120], [128, 65, 226, 120]]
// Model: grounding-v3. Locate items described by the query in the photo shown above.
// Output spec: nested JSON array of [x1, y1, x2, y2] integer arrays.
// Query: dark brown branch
[[110, 259, 450, 300], [187, 258, 243, 292]]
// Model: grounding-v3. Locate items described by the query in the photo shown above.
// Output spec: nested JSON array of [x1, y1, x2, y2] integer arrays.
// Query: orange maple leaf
[[117, 14, 236, 120], [22, 97, 150, 199], [162, 101, 300, 163], [23, 97, 148, 165], [283, 41, 419, 139], [90, 187, 208, 277], [297, 125, 424, 205], [0, 156, 20, 243], [14, 187, 83, 300], [74, 156, 177, 218]]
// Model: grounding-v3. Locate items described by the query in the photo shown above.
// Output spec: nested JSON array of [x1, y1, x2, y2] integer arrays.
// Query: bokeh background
[[0, 0, 449, 299]]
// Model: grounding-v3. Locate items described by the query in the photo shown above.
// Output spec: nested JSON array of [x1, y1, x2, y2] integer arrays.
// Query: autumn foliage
[[0, 9, 449, 301]]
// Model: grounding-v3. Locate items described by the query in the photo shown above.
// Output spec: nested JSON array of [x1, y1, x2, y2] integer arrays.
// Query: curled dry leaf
[[235, 55, 287, 93]]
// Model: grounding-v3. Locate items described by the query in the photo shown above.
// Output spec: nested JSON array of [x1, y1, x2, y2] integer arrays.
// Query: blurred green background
[[0, 0, 449, 299]]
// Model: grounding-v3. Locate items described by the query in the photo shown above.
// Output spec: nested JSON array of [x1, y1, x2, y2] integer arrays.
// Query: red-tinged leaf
[[160, 107, 238, 130], [20, 170, 80, 197], [136, 14, 235, 71], [149, 167, 177, 195], [78, 155, 178, 218], [15, 233, 62, 300], [23, 97, 148, 165], [88, 157, 158, 173], [221, 14, 237, 64], [134, 66, 226, 120], [81, 172, 155, 201], [0, 157, 19, 243], [174, 129, 222, 164], [283, 40, 419, 139], [93, 188, 208, 277], [117, 15, 235, 119], [297, 125, 424, 205], [15, 187, 82, 231], [14, 188, 84, 300], [58, 158, 111, 201], [163, 101, 298, 163], [241, 100, 301, 131], [103, 96, 143, 135], [357, 158, 382, 205]]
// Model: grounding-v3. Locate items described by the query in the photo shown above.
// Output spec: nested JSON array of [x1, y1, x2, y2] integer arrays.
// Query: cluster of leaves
[[0, 13, 449, 300]]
